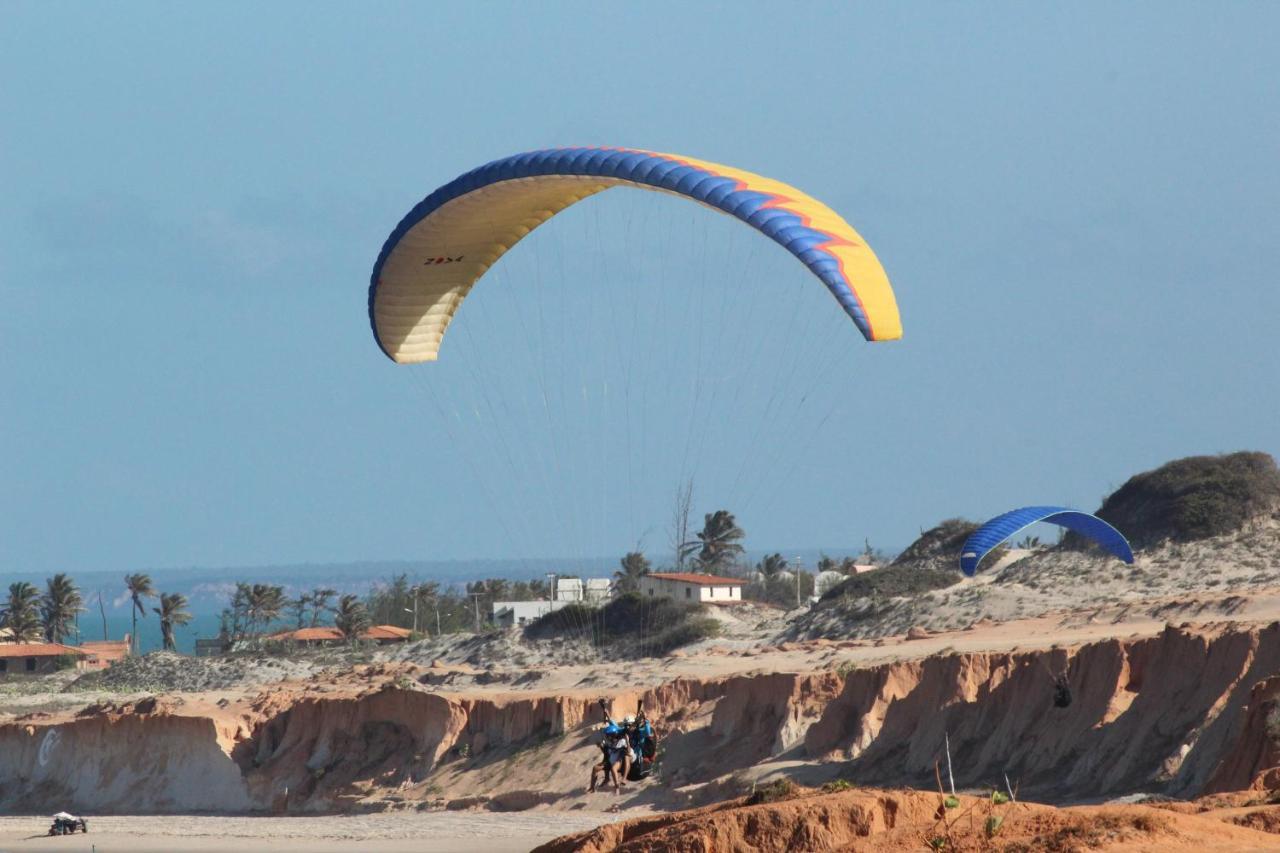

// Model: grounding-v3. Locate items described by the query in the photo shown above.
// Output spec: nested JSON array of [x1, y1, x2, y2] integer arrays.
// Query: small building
[[267, 625, 414, 645], [0, 642, 88, 675], [492, 599, 568, 629], [638, 572, 743, 604], [362, 625, 413, 644], [583, 578, 612, 604], [79, 636, 130, 670], [194, 638, 225, 658], [554, 578, 583, 601]]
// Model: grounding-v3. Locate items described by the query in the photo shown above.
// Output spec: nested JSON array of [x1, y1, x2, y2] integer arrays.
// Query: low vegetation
[[1082, 451, 1280, 549], [746, 778, 798, 805], [522, 592, 720, 656], [819, 565, 959, 603]]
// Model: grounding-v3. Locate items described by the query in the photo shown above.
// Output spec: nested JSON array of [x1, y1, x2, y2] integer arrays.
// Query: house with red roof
[[267, 625, 413, 645], [0, 642, 88, 675], [638, 572, 744, 604]]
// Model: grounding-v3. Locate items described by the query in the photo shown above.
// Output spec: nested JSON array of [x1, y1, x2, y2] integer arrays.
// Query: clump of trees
[[0, 573, 189, 656]]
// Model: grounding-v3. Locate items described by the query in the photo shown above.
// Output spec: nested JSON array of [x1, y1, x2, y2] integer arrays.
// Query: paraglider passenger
[[588, 722, 630, 794]]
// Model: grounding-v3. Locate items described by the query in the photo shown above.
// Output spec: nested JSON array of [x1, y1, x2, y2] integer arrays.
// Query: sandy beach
[[0, 812, 631, 853]]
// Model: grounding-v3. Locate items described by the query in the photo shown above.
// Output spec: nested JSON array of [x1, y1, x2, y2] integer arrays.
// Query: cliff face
[[0, 701, 254, 812], [3, 623, 1279, 814], [807, 623, 1280, 799]]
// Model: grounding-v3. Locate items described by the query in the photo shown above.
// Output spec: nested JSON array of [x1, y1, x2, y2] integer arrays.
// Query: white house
[[638, 572, 743, 604], [583, 578, 612, 603], [492, 599, 570, 628], [554, 578, 584, 601], [550, 576, 612, 603]]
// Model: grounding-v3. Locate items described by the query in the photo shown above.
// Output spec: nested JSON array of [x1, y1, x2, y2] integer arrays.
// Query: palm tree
[[334, 594, 371, 642], [756, 553, 788, 585], [41, 574, 83, 644], [410, 582, 440, 635], [289, 593, 313, 629], [692, 510, 745, 572], [1, 582, 43, 642], [614, 552, 651, 595], [244, 584, 285, 635], [308, 588, 337, 627], [153, 593, 192, 651], [124, 573, 156, 654]]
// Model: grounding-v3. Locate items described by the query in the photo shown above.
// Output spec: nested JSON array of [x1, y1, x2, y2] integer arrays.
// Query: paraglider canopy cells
[[959, 507, 1134, 577], [369, 146, 903, 363]]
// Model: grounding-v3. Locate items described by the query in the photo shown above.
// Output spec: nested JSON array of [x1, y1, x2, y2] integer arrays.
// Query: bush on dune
[[818, 565, 960, 603], [1074, 451, 1280, 550], [522, 592, 719, 654]]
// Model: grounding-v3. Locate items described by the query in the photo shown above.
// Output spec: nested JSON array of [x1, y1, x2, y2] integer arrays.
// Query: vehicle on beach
[[47, 812, 88, 835]]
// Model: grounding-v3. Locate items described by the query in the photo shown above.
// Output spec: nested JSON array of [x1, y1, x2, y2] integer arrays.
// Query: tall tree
[[335, 594, 371, 641], [614, 551, 651, 595], [41, 573, 83, 644], [289, 593, 313, 629], [409, 582, 441, 635], [153, 592, 192, 651], [246, 584, 285, 635], [124, 573, 156, 654], [756, 553, 788, 584], [308, 588, 337, 627], [692, 510, 746, 572], [2, 582, 43, 642], [669, 478, 695, 570]]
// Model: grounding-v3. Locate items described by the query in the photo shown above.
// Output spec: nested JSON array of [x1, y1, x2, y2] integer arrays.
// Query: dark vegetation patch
[[893, 518, 979, 565], [818, 565, 959, 603], [522, 593, 719, 656], [746, 778, 798, 805], [1071, 452, 1280, 550]]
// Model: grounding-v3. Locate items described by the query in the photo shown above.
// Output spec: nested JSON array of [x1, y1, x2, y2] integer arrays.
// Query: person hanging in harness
[[587, 720, 631, 795], [1052, 672, 1073, 708], [625, 701, 657, 781]]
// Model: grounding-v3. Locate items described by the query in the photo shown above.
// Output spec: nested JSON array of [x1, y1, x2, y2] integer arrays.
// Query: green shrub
[[522, 593, 718, 655], [747, 778, 797, 805], [1076, 452, 1280, 549], [819, 565, 960, 603]]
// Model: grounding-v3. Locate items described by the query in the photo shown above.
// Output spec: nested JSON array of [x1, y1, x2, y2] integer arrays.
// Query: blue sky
[[2, 3, 1277, 576]]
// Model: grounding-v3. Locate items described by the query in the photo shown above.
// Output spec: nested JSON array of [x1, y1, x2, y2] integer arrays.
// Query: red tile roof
[[0, 642, 88, 657], [647, 572, 743, 586], [269, 625, 412, 642], [269, 627, 342, 642], [363, 625, 412, 640]]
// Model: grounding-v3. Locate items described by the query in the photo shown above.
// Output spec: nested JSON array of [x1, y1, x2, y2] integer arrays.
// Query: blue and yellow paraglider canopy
[[959, 506, 1134, 576], [369, 146, 902, 363]]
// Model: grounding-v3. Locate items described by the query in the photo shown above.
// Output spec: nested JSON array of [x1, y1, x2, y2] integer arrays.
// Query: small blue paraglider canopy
[[959, 506, 1134, 576]]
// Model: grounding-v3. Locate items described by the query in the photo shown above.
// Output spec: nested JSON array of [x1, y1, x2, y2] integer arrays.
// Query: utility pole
[[793, 556, 803, 610], [468, 585, 485, 633]]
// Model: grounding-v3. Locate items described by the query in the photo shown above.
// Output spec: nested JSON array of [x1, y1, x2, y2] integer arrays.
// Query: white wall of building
[[637, 575, 742, 603], [492, 599, 569, 628]]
